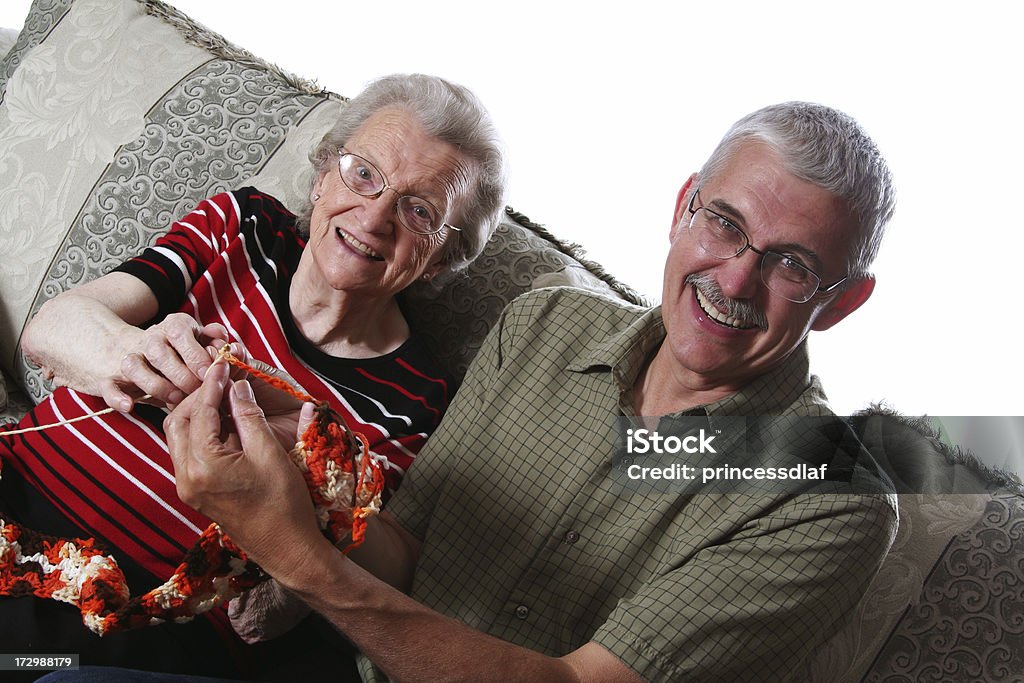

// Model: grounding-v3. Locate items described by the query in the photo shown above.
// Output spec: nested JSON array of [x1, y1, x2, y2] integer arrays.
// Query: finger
[[192, 360, 232, 432], [209, 344, 247, 382], [297, 402, 315, 442], [121, 352, 186, 406], [100, 381, 136, 414], [164, 391, 195, 478], [156, 322, 215, 390], [199, 322, 230, 349], [166, 360, 231, 506], [229, 380, 279, 461]]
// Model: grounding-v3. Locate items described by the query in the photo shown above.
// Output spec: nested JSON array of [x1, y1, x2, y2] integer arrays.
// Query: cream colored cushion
[[0, 27, 18, 59], [0, 0, 345, 402]]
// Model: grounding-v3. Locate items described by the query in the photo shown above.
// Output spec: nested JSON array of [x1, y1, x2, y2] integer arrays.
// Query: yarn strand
[[0, 348, 383, 635], [0, 395, 153, 437]]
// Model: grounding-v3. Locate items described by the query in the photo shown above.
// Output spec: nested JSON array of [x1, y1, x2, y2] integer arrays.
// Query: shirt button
[[563, 530, 581, 545], [515, 605, 529, 620]]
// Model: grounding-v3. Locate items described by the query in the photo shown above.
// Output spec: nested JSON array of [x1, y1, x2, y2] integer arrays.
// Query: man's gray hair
[[700, 102, 895, 278], [298, 74, 507, 276]]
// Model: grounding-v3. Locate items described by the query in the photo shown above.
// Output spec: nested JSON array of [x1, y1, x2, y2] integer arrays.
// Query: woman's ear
[[421, 262, 445, 282], [310, 170, 328, 203], [811, 275, 876, 331]]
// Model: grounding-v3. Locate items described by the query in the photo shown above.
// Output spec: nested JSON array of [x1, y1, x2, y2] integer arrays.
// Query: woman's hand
[[22, 272, 227, 413], [111, 314, 229, 411]]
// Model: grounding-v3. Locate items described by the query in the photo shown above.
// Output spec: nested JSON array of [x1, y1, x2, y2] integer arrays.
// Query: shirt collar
[[567, 306, 827, 419]]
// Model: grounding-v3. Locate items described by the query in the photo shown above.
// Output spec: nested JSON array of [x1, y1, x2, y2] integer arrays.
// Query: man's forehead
[[700, 144, 857, 273]]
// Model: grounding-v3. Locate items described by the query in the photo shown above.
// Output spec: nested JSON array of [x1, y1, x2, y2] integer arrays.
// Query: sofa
[[2, 1, 1022, 681]]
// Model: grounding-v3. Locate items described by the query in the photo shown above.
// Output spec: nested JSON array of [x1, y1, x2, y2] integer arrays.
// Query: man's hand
[[165, 363, 642, 683], [221, 344, 314, 452], [163, 359, 327, 576]]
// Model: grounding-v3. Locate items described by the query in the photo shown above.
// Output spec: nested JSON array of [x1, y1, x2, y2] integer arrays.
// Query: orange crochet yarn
[[0, 349, 383, 635]]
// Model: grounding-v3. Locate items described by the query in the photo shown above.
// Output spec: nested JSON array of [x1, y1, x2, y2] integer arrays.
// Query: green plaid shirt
[[364, 288, 897, 683]]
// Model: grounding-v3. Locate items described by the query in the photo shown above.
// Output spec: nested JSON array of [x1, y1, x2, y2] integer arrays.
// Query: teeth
[[338, 229, 382, 260], [695, 287, 755, 330]]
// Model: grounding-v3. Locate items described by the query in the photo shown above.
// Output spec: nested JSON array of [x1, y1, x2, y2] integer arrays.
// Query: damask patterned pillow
[[802, 414, 1024, 682], [0, 0, 347, 403], [402, 208, 642, 382]]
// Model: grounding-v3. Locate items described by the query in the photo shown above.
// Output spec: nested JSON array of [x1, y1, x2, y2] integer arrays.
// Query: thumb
[[297, 402, 316, 442], [229, 379, 277, 457]]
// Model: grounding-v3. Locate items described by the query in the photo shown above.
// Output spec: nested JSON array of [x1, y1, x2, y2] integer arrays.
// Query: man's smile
[[688, 274, 770, 333]]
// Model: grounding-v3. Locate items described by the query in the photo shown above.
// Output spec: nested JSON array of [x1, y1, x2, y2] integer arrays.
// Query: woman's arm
[[21, 271, 227, 411]]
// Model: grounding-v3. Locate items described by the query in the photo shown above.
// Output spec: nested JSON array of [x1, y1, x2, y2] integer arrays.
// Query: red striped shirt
[[2, 189, 451, 584]]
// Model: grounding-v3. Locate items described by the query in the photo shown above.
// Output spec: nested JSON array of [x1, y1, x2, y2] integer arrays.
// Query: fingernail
[[233, 380, 255, 402]]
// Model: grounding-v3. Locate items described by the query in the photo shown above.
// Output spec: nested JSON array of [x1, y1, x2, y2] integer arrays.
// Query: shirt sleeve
[[113, 191, 243, 321], [591, 493, 897, 683]]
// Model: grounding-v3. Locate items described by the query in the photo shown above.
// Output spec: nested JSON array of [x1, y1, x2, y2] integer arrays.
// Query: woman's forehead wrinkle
[[402, 155, 474, 213]]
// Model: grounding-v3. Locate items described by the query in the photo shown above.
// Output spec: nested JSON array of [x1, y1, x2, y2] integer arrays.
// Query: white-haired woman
[[1, 73, 506, 679]]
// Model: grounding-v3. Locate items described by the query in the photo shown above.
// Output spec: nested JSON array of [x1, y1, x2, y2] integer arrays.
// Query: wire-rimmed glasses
[[337, 150, 462, 236], [686, 188, 847, 303]]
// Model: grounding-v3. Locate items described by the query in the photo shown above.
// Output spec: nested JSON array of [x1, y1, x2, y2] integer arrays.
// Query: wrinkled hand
[[101, 314, 229, 413], [164, 360, 322, 573]]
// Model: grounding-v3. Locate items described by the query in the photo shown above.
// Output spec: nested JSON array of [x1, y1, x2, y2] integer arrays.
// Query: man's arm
[[165, 361, 644, 683], [284, 533, 639, 683], [345, 511, 422, 592]]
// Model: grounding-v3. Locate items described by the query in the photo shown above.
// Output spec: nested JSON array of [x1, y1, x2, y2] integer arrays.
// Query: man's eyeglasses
[[686, 188, 847, 303], [337, 150, 462, 236]]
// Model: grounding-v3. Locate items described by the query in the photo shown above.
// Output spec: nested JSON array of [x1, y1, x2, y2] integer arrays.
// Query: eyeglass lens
[[338, 154, 443, 235], [689, 208, 820, 303]]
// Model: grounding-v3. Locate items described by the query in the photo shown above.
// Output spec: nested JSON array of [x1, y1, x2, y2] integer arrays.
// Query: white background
[[3, 0, 1022, 416]]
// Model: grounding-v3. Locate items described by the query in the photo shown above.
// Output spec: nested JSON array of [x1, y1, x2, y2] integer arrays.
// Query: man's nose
[[715, 251, 762, 300]]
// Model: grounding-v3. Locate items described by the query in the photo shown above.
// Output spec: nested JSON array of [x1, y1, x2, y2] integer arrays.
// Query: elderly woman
[[0, 73, 505, 678]]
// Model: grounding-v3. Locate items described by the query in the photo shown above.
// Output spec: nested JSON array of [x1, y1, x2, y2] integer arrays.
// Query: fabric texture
[[0, 27, 18, 62], [0, 0, 346, 401], [0, 188, 450, 585], [0, 0, 642, 408], [802, 414, 1024, 682], [371, 287, 898, 683]]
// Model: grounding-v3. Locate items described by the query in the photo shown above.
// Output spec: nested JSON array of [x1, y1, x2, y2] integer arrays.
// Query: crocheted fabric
[[0, 357, 383, 636]]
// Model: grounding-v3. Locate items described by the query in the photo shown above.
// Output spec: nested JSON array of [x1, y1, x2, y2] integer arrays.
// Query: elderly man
[[59, 102, 897, 683]]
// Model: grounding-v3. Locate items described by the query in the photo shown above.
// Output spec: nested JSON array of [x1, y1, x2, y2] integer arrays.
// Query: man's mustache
[[685, 273, 769, 330]]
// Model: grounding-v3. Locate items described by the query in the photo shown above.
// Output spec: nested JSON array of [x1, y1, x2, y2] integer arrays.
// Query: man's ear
[[669, 173, 700, 242], [811, 275, 875, 331]]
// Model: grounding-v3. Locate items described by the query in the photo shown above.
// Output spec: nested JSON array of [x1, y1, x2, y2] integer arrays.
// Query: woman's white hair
[[297, 74, 508, 277]]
